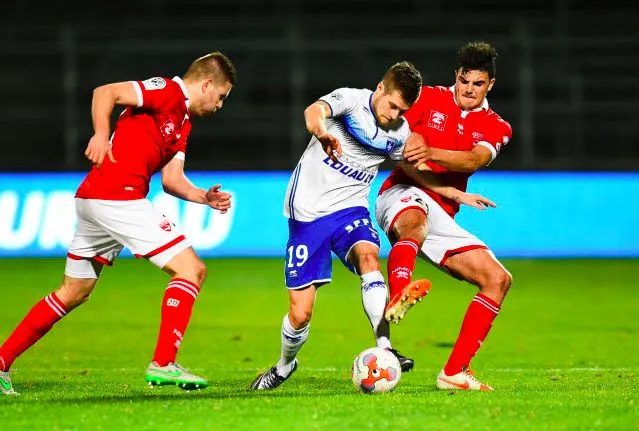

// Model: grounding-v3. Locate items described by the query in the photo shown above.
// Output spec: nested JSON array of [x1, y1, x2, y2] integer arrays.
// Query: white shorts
[[375, 184, 487, 266], [65, 198, 191, 278]]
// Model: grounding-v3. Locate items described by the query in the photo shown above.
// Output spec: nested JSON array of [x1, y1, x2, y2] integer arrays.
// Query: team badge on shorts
[[400, 194, 428, 213], [159, 220, 172, 232]]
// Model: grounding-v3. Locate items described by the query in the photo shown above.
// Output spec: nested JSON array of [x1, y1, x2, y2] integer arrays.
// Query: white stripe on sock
[[395, 240, 419, 253], [45, 294, 66, 317], [472, 295, 500, 314], [167, 280, 199, 297], [167, 284, 198, 300]]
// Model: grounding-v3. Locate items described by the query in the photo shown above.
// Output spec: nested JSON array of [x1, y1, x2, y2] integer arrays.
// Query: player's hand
[[403, 133, 430, 170], [85, 133, 116, 168], [205, 184, 232, 214], [317, 133, 342, 163], [452, 192, 497, 210]]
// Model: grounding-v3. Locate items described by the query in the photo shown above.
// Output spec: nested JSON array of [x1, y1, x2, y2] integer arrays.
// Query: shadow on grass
[[8, 377, 359, 404]]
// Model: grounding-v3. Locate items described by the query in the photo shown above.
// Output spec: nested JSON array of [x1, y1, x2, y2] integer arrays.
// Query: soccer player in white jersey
[[251, 61, 495, 390]]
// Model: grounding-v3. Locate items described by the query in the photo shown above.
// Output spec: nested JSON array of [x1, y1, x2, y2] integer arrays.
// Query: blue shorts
[[284, 206, 381, 289]]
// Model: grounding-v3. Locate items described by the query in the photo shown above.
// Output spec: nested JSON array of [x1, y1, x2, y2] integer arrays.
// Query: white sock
[[276, 314, 309, 376], [361, 271, 391, 349]]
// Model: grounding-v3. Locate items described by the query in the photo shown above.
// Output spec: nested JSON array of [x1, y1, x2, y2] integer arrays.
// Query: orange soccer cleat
[[384, 279, 431, 324], [436, 368, 494, 391]]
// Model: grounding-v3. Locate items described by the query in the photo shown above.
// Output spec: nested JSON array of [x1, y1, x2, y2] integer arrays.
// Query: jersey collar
[[172, 76, 191, 111], [448, 85, 489, 116]]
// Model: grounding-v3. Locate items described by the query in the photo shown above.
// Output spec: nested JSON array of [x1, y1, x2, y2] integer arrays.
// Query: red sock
[[387, 239, 420, 298], [444, 293, 500, 376], [0, 293, 68, 371], [152, 278, 200, 366]]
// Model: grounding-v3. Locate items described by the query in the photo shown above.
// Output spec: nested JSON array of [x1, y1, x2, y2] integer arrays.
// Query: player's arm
[[419, 145, 493, 173], [402, 133, 431, 169], [85, 81, 139, 167], [92, 82, 139, 137], [397, 160, 496, 210], [304, 100, 342, 162], [161, 157, 232, 213]]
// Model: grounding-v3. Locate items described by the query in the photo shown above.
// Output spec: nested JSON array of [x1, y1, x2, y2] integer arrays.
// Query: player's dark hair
[[456, 41, 498, 79], [184, 52, 237, 85], [382, 61, 422, 105]]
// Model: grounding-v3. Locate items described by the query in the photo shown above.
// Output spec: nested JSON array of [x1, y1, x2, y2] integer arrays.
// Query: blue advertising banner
[[0, 171, 637, 258]]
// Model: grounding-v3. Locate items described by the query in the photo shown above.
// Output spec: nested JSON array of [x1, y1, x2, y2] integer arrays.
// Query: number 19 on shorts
[[287, 245, 308, 268]]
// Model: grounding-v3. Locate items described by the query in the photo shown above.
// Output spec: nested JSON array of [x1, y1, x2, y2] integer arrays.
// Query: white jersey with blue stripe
[[284, 87, 411, 222]]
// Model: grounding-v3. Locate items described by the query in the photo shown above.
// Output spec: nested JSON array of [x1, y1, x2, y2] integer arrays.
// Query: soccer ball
[[351, 347, 401, 393]]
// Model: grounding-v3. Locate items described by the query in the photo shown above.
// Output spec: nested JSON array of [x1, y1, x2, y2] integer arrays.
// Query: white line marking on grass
[[13, 367, 637, 373]]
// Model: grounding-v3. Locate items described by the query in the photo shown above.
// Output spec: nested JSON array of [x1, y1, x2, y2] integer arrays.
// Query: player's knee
[[288, 307, 312, 329], [486, 267, 512, 296], [57, 278, 96, 309], [178, 257, 207, 286], [193, 259, 207, 286], [499, 269, 513, 293], [351, 247, 380, 273], [391, 211, 427, 244]]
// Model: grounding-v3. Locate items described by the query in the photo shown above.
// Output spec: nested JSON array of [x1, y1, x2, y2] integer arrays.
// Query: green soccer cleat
[[145, 362, 209, 391], [0, 370, 18, 396]]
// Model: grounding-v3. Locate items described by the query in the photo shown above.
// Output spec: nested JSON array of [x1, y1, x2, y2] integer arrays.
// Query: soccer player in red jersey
[[374, 41, 512, 391], [0, 52, 236, 395]]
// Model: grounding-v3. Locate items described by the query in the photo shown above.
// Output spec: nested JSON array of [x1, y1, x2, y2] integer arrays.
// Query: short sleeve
[[474, 118, 512, 162], [174, 120, 191, 156], [131, 77, 177, 112], [318, 88, 359, 117], [389, 123, 412, 161]]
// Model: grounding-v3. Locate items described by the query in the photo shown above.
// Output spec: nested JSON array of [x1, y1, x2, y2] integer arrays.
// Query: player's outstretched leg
[[251, 314, 308, 390], [385, 237, 430, 323], [385, 278, 431, 324], [0, 290, 73, 395], [145, 362, 208, 390]]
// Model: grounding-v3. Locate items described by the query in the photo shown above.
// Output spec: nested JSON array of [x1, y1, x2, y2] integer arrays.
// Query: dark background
[[1, 0, 638, 172]]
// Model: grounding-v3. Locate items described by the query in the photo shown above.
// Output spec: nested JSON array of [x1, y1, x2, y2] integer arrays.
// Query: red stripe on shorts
[[440, 245, 488, 266], [388, 205, 426, 234], [139, 235, 186, 258]]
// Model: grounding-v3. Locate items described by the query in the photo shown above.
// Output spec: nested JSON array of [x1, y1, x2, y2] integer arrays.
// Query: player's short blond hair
[[184, 52, 237, 85], [382, 61, 422, 105]]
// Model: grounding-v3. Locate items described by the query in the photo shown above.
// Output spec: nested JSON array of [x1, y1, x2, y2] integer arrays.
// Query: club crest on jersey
[[160, 119, 176, 143], [428, 110, 447, 131], [385, 139, 398, 153], [159, 220, 172, 232], [142, 77, 166, 90]]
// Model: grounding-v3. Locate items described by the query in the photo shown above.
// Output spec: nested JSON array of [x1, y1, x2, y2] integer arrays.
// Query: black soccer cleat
[[250, 360, 298, 390], [387, 348, 415, 373]]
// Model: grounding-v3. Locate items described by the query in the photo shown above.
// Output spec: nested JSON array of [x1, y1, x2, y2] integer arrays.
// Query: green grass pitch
[[1, 258, 638, 430]]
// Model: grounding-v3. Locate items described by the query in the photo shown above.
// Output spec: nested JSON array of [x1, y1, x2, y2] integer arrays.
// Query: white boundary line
[[9, 367, 638, 373]]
